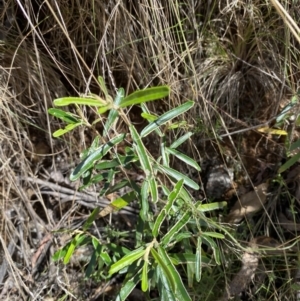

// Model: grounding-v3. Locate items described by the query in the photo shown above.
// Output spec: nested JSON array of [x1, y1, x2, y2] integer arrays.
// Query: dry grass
[[1, 0, 300, 300]]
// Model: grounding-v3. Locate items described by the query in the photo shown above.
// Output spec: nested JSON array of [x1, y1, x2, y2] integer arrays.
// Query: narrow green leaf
[[95, 155, 138, 170], [151, 248, 176, 291], [107, 243, 131, 257], [152, 209, 166, 238], [104, 179, 129, 195], [152, 179, 184, 238], [149, 176, 158, 203], [178, 186, 193, 204], [167, 120, 187, 130], [95, 159, 120, 170], [174, 232, 194, 243], [83, 207, 101, 231], [103, 88, 124, 136], [157, 266, 177, 301], [141, 260, 149, 292], [54, 96, 107, 107], [52, 247, 67, 262], [140, 181, 150, 222], [53, 122, 83, 137], [88, 136, 101, 155], [88, 243, 103, 277], [197, 201, 227, 212], [166, 147, 200, 171], [141, 112, 158, 122], [96, 170, 115, 195], [157, 246, 192, 301], [141, 103, 164, 136], [64, 234, 87, 264], [92, 237, 100, 250], [170, 132, 193, 149], [70, 133, 125, 181], [156, 164, 199, 190], [115, 269, 142, 301], [82, 167, 93, 187], [98, 191, 137, 218], [140, 101, 194, 138], [289, 138, 300, 152], [109, 247, 146, 275], [161, 141, 170, 167], [203, 232, 225, 239], [97, 105, 111, 114], [48, 108, 80, 124], [161, 184, 170, 197], [181, 239, 194, 287], [85, 249, 98, 278], [100, 251, 112, 265], [161, 211, 191, 246], [278, 151, 300, 173], [110, 191, 137, 209], [130, 125, 153, 178], [120, 86, 170, 108], [168, 179, 185, 205], [170, 253, 210, 265], [202, 235, 221, 265], [196, 237, 202, 282], [97, 76, 110, 101]]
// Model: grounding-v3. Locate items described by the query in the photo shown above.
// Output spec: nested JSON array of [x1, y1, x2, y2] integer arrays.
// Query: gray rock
[[206, 165, 233, 199]]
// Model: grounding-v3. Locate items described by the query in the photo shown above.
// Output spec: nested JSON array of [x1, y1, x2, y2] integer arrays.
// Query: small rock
[[206, 165, 233, 199]]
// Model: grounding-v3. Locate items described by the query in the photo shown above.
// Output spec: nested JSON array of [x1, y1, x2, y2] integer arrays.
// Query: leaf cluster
[[49, 77, 228, 300]]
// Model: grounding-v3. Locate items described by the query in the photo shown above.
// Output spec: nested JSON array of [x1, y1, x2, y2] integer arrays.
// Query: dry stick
[[218, 252, 260, 301], [31, 233, 53, 277], [270, 0, 300, 45], [0, 236, 17, 284], [11, 173, 46, 233], [15, 175, 138, 279], [204, 114, 277, 141], [23, 176, 104, 200], [22, 176, 139, 215], [0, 234, 30, 300]]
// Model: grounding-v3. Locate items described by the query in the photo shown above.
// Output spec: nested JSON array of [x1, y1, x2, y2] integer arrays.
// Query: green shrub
[[49, 77, 228, 300]]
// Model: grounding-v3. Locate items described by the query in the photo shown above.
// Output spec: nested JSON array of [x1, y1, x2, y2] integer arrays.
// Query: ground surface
[[1, 1, 300, 300]]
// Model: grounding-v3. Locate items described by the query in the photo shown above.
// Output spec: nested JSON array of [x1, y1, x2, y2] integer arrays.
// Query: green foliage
[[49, 77, 227, 300], [277, 92, 300, 174]]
